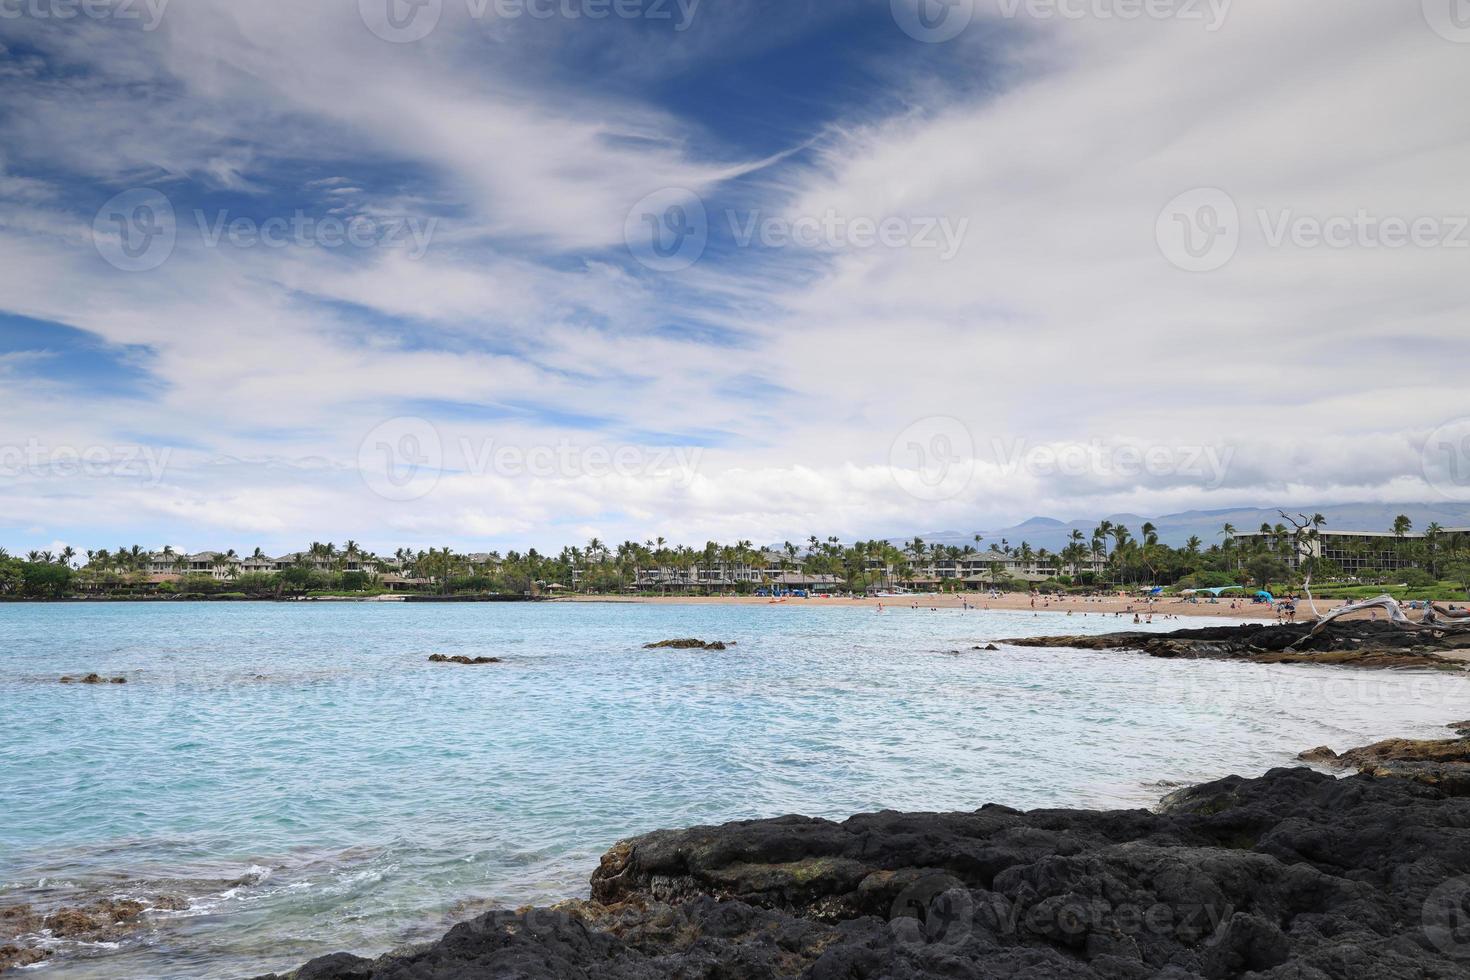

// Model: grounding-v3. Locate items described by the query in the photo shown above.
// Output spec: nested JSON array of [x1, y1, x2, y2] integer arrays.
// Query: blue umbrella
[[1256, 590, 1274, 601]]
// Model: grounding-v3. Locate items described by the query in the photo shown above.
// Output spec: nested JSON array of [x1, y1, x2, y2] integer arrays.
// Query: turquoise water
[[2, 601, 1465, 978]]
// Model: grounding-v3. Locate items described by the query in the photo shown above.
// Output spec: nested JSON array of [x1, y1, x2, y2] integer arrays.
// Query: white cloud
[[1, 0, 1468, 553]]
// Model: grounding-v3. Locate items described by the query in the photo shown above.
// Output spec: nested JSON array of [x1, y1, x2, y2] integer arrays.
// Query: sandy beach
[[555, 592, 1301, 620]]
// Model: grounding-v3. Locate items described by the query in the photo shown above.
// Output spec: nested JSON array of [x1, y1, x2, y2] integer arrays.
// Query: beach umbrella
[[1256, 590, 1274, 601]]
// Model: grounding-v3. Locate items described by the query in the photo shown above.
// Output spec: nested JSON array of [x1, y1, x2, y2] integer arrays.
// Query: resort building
[[895, 549, 1107, 587], [629, 554, 788, 590], [135, 549, 389, 581], [1232, 528, 1470, 574]]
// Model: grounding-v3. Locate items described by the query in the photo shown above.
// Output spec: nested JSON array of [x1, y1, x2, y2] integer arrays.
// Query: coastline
[[555, 592, 1299, 621], [0, 593, 1280, 619], [5, 593, 1451, 623], [256, 724, 1470, 980]]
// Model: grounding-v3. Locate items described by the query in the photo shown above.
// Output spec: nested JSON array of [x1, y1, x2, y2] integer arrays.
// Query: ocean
[[1, 601, 1462, 978]]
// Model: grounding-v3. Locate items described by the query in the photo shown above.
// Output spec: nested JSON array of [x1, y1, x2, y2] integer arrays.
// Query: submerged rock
[[260, 767, 1470, 979], [0, 944, 50, 973], [0, 905, 40, 942], [0, 895, 189, 970], [427, 655, 502, 665], [43, 898, 147, 940], [643, 638, 729, 650], [58, 673, 127, 684]]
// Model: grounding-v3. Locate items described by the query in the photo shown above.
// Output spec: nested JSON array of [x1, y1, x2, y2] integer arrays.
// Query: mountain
[[1013, 516, 1066, 529], [892, 503, 1470, 553]]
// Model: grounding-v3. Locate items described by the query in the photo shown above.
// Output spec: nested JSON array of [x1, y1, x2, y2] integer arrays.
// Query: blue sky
[[1, 0, 1469, 557]]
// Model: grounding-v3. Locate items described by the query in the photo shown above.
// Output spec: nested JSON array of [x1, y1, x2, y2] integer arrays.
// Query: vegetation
[[3, 513, 1468, 601]]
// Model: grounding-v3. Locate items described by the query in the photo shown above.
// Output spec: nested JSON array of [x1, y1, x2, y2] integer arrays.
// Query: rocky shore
[[1005, 620, 1470, 670], [1, 896, 187, 974], [259, 761, 1470, 979], [1299, 721, 1470, 796]]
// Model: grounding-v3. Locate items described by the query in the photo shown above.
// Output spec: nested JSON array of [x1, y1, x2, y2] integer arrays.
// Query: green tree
[[22, 562, 74, 598], [1246, 555, 1290, 594], [0, 558, 23, 596]]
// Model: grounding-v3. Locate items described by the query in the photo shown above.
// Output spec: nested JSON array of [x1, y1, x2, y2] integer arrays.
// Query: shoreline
[[556, 592, 1301, 621], [257, 722, 1470, 979], [6, 593, 1453, 624]]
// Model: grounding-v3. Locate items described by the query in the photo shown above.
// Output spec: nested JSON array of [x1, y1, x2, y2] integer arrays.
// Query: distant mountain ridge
[[893, 503, 1470, 552]]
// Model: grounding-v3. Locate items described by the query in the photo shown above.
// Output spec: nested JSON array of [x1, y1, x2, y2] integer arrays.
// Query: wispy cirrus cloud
[[1, 0, 1468, 557]]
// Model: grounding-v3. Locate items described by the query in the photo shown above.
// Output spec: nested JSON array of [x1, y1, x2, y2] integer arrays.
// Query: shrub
[[339, 571, 371, 591]]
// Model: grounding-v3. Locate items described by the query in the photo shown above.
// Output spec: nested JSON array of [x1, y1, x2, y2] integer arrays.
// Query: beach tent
[[1184, 586, 1244, 597], [1256, 590, 1274, 601]]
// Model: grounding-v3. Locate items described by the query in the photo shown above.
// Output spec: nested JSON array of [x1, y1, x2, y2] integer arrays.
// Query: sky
[[1, 0, 1469, 557]]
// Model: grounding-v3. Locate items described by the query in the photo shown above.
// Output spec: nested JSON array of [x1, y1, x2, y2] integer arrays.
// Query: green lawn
[[1302, 582, 1467, 602]]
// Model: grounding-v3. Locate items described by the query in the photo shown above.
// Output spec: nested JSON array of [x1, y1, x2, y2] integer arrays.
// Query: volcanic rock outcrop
[[1006, 620, 1470, 669], [260, 767, 1470, 979]]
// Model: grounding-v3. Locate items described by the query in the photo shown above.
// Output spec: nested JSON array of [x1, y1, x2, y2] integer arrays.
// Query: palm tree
[[1425, 522, 1444, 578], [1392, 515, 1414, 567]]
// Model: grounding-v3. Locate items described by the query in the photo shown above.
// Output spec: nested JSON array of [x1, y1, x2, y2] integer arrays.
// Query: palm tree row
[[10, 512, 1470, 597]]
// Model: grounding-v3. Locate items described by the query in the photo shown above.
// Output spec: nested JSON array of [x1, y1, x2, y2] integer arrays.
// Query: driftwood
[[1277, 510, 1324, 619], [1289, 593, 1470, 651]]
